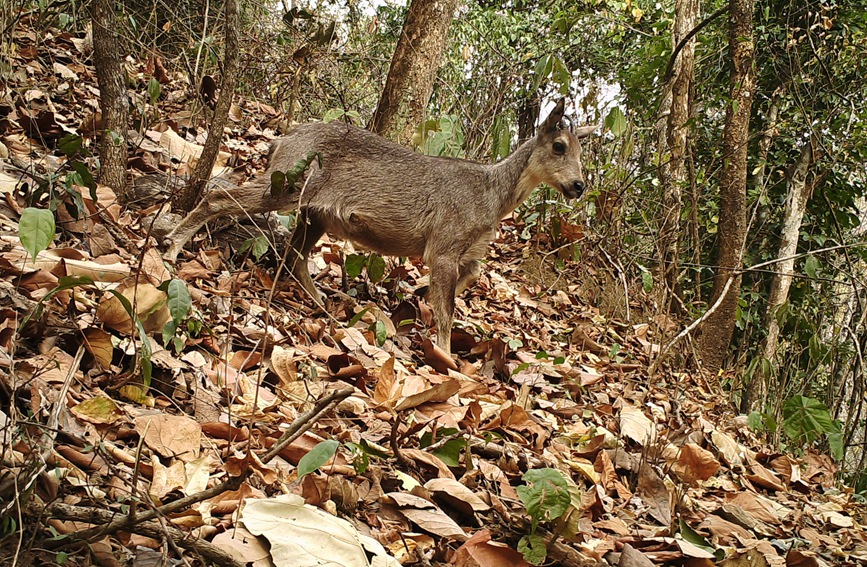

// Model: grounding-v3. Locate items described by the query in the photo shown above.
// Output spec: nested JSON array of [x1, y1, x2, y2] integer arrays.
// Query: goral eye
[[552, 141, 566, 155]]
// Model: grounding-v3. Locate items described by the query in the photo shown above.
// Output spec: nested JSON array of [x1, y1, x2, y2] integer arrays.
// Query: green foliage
[[344, 253, 386, 284], [239, 235, 270, 261], [416, 115, 465, 157], [270, 152, 322, 197], [517, 534, 547, 565], [781, 396, 844, 460], [19, 207, 55, 261], [159, 279, 193, 354], [147, 77, 161, 105], [517, 468, 571, 529], [297, 439, 339, 479], [516, 467, 572, 564], [747, 410, 777, 434]]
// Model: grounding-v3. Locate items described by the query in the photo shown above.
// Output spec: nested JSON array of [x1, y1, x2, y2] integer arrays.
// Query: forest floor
[[1, 15, 865, 567]]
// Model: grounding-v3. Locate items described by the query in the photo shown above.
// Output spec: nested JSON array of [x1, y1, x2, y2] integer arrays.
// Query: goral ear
[[540, 99, 566, 134], [573, 124, 599, 139]]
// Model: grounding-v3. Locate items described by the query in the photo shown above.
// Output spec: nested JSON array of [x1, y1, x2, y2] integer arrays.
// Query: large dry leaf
[[96, 281, 170, 334], [671, 443, 720, 485], [70, 395, 122, 425], [424, 478, 490, 514], [711, 429, 744, 467], [394, 378, 460, 411], [134, 414, 201, 461], [636, 462, 670, 526], [241, 494, 400, 567], [150, 456, 186, 500], [451, 529, 530, 567], [82, 327, 114, 368], [382, 492, 468, 541], [620, 404, 656, 445], [212, 526, 271, 567]]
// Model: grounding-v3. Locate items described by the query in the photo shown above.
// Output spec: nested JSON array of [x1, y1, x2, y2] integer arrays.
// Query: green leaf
[[828, 432, 844, 461], [251, 236, 269, 260], [373, 319, 387, 346], [345, 442, 370, 474], [492, 115, 511, 160], [147, 77, 161, 104], [277, 212, 296, 230], [551, 56, 571, 94], [532, 54, 553, 92], [58, 134, 83, 157], [345, 254, 366, 280], [804, 254, 820, 278], [166, 279, 192, 325], [516, 468, 571, 532], [367, 253, 386, 283], [70, 161, 96, 190], [678, 519, 716, 555], [162, 319, 177, 346], [297, 439, 339, 479], [641, 270, 653, 293], [270, 171, 287, 197], [604, 107, 627, 137], [19, 207, 56, 262], [518, 534, 547, 565], [433, 438, 466, 467], [347, 307, 370, 328], [782, 396, 834, 444]]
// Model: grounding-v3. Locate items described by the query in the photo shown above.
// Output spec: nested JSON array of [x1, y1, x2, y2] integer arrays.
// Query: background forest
[[2, 0, 867, 565], [209, 0, 867, 489]]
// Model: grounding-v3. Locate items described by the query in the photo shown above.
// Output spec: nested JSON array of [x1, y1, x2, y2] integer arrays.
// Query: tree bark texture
[[90, 0, 129, 200], [752, 139, 815, 407], [177, 0, 240, 212], [368, 0, 460, 146], [655, 0, 699, 313], [697, 0, 755, 374]]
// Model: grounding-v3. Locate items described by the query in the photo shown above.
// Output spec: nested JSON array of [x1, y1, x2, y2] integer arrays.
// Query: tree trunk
[[655, 0, 699, 315], [517, 95, 540, 142], [368, 0, 460, 146], [750, 138, 815, 408], [90, 0, 129, 200], [697, 0, 755, 374], [177, 0, 240, 212]]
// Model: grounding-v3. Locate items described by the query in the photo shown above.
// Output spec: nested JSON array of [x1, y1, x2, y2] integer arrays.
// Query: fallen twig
[[43, 502, 245, 567]]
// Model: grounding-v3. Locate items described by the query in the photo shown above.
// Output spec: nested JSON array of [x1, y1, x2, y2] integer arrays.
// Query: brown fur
[[164, 99, 595, 355]]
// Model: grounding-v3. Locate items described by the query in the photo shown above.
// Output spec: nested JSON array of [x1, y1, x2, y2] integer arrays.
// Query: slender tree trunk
[[368, 0, 460, 146], [750, 139, 816, 407], [754, 94, 782, 193], [656, 0, 699, 315], [90, 0, 129, 200], [177, 0, 240, 212], [517, 95, 540, 142], [697, 0, 755, 374]]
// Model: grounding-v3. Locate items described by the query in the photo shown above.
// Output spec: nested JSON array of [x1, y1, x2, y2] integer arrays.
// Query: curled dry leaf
[[149, 456, 186, 501], [394, 377, 460, 411]]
